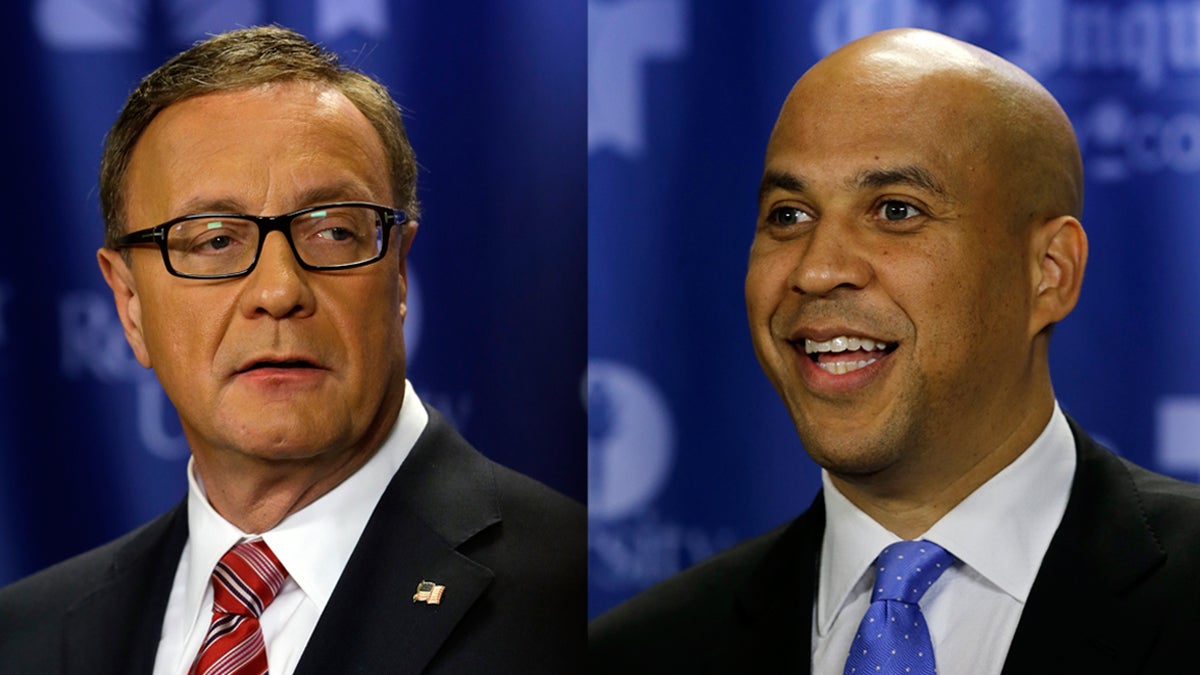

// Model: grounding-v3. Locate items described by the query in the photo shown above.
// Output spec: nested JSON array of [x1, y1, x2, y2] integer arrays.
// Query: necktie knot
[[844, 540, 956, 675], [870, 539, 954, 604], [211, 539, 288, 618], [191, 539, 288, 675]]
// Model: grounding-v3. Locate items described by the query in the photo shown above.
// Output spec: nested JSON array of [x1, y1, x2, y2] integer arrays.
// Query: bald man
[[589, 28, 1200, 674]]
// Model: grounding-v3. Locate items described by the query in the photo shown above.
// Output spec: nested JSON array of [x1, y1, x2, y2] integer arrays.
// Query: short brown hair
[[99, 25, 419, 248]]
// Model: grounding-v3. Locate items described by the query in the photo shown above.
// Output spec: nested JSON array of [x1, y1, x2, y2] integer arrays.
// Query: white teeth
[[817, 358, 877, 375], [803, 335, 892, 375], [804, 336, 893, 354]]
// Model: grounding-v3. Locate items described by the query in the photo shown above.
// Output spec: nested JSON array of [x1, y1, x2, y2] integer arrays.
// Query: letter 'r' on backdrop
[[0, 0, 585, 585], [588, 0, 1200, 617]]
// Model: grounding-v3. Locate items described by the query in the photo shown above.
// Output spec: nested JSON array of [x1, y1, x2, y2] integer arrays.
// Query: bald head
[[773, 28, 1083, 222]]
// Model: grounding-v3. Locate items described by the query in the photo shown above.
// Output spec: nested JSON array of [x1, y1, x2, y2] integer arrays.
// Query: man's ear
[[397, 219, 418, 323], [96, 248, 152, 368], [1029, 215, 1088, 337]]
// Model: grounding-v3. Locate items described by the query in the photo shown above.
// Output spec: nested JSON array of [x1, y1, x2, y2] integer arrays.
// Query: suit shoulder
[[0, 508, 179, 660], [0, 512, 169, 612], [468, 457, 585, 588], [1072, 420, 1200, 557], [490, 460, 585, 530], [1122, 456, 1200, 506], [416, 405, 584, 532], [589, 522, 788, 662], [1120, 457, 1200, 546]]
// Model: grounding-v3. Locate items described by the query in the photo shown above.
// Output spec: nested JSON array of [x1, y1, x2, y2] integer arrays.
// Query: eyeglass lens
[[165, 205, 385, 276]]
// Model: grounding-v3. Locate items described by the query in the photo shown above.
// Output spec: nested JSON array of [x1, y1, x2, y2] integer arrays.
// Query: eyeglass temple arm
[[113, 228, 164, 247]]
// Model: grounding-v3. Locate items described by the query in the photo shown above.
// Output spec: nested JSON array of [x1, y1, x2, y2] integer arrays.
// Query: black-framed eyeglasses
[[112, 202, 408, 279]]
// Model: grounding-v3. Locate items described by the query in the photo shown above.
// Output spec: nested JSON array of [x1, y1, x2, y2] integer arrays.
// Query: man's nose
[[787, 216, 872, 296], [237, 231, 316, 319]]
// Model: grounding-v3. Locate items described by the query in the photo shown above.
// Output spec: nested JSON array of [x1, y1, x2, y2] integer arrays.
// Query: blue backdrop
[[0, 0, 585, 586], [588, 0, 1200, 618]]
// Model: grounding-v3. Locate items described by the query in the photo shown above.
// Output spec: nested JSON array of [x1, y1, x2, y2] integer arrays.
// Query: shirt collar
[[181, 380, 428, 642], [817, 470, 907, 637], [816, 402, 1076, 636]]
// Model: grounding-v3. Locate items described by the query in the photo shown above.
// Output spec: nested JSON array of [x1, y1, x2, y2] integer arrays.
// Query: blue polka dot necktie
[[842, 540, 955, 675]]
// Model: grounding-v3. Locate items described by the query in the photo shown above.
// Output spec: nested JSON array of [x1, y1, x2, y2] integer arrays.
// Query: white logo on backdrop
[[1077, 98, 1200, 181], [35, 0, 387, 49], [59, 290, 185, 459], [813, 0, 988, 56], [1156, 397, 1200, 479], [404, 266, 422, 363], [1009, 0, 1200, 89], [588, 0, 688, 157], [59, 290, 147, 384], [812, 0, 1200, 183], [586, 359, 675, 521], [814, 0, 1200, 90], [586, 359, 739, 590], [318, 0, 386, 39]]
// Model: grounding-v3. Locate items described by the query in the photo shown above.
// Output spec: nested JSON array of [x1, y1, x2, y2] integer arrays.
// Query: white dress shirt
[[152, 380, 429, 675], [810, 402, 1076, 675]]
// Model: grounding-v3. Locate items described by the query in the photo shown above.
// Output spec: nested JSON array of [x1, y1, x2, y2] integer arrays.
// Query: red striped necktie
[[190, 539, 289, 675]]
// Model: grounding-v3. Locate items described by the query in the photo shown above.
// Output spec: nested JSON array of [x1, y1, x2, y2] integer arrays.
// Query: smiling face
[[746, 32, 1081, 495], [98, 81, 413, 469]]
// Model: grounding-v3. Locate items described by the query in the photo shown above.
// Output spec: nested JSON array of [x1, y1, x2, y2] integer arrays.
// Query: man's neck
[[829, 394, 1056, 539], [193, 442, 383, 533]]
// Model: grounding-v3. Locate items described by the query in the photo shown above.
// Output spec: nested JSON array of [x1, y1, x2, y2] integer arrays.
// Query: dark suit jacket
[[0, 407, 585, 674], [589, 420, 1200, 673]]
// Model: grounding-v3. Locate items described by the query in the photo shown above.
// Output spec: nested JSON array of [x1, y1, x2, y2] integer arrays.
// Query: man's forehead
[[151, 81, 359, 135], [778, 66, 977, 132], [773, 35, 999, 148], [761, 72, 986, 202], [124, 82, 390, 223]]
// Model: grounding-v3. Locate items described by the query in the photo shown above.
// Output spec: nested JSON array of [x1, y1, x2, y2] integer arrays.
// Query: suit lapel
[[61, 504, 188, 675], [295, 408, 501, 674], [1001, 421, 1167, 674], [732, 494, 825, 674]]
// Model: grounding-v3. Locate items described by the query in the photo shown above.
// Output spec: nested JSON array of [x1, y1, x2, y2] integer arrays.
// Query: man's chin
[[796, 418, 911, 479], [809, 446, 903, 480], [203, 422, 349, 464]]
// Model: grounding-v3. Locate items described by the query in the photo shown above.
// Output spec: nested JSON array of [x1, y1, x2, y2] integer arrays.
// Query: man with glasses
[[0, 26, 583, 673]]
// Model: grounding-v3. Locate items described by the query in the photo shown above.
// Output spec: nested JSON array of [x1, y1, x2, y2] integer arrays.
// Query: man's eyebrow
[[174, 197, 247, 216], [853, 165, 951, 200], [293, 182, 375, 207], [757, 166, 952, 205], [758, 169, 808, 204]]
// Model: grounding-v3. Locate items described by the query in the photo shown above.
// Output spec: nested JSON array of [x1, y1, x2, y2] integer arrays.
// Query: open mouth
[[802, 335, 897, 375], [239, 359, 318, 373]]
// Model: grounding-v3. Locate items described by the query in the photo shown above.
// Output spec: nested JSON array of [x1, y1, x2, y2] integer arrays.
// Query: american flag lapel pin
[[413, 580, 446, 605]]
